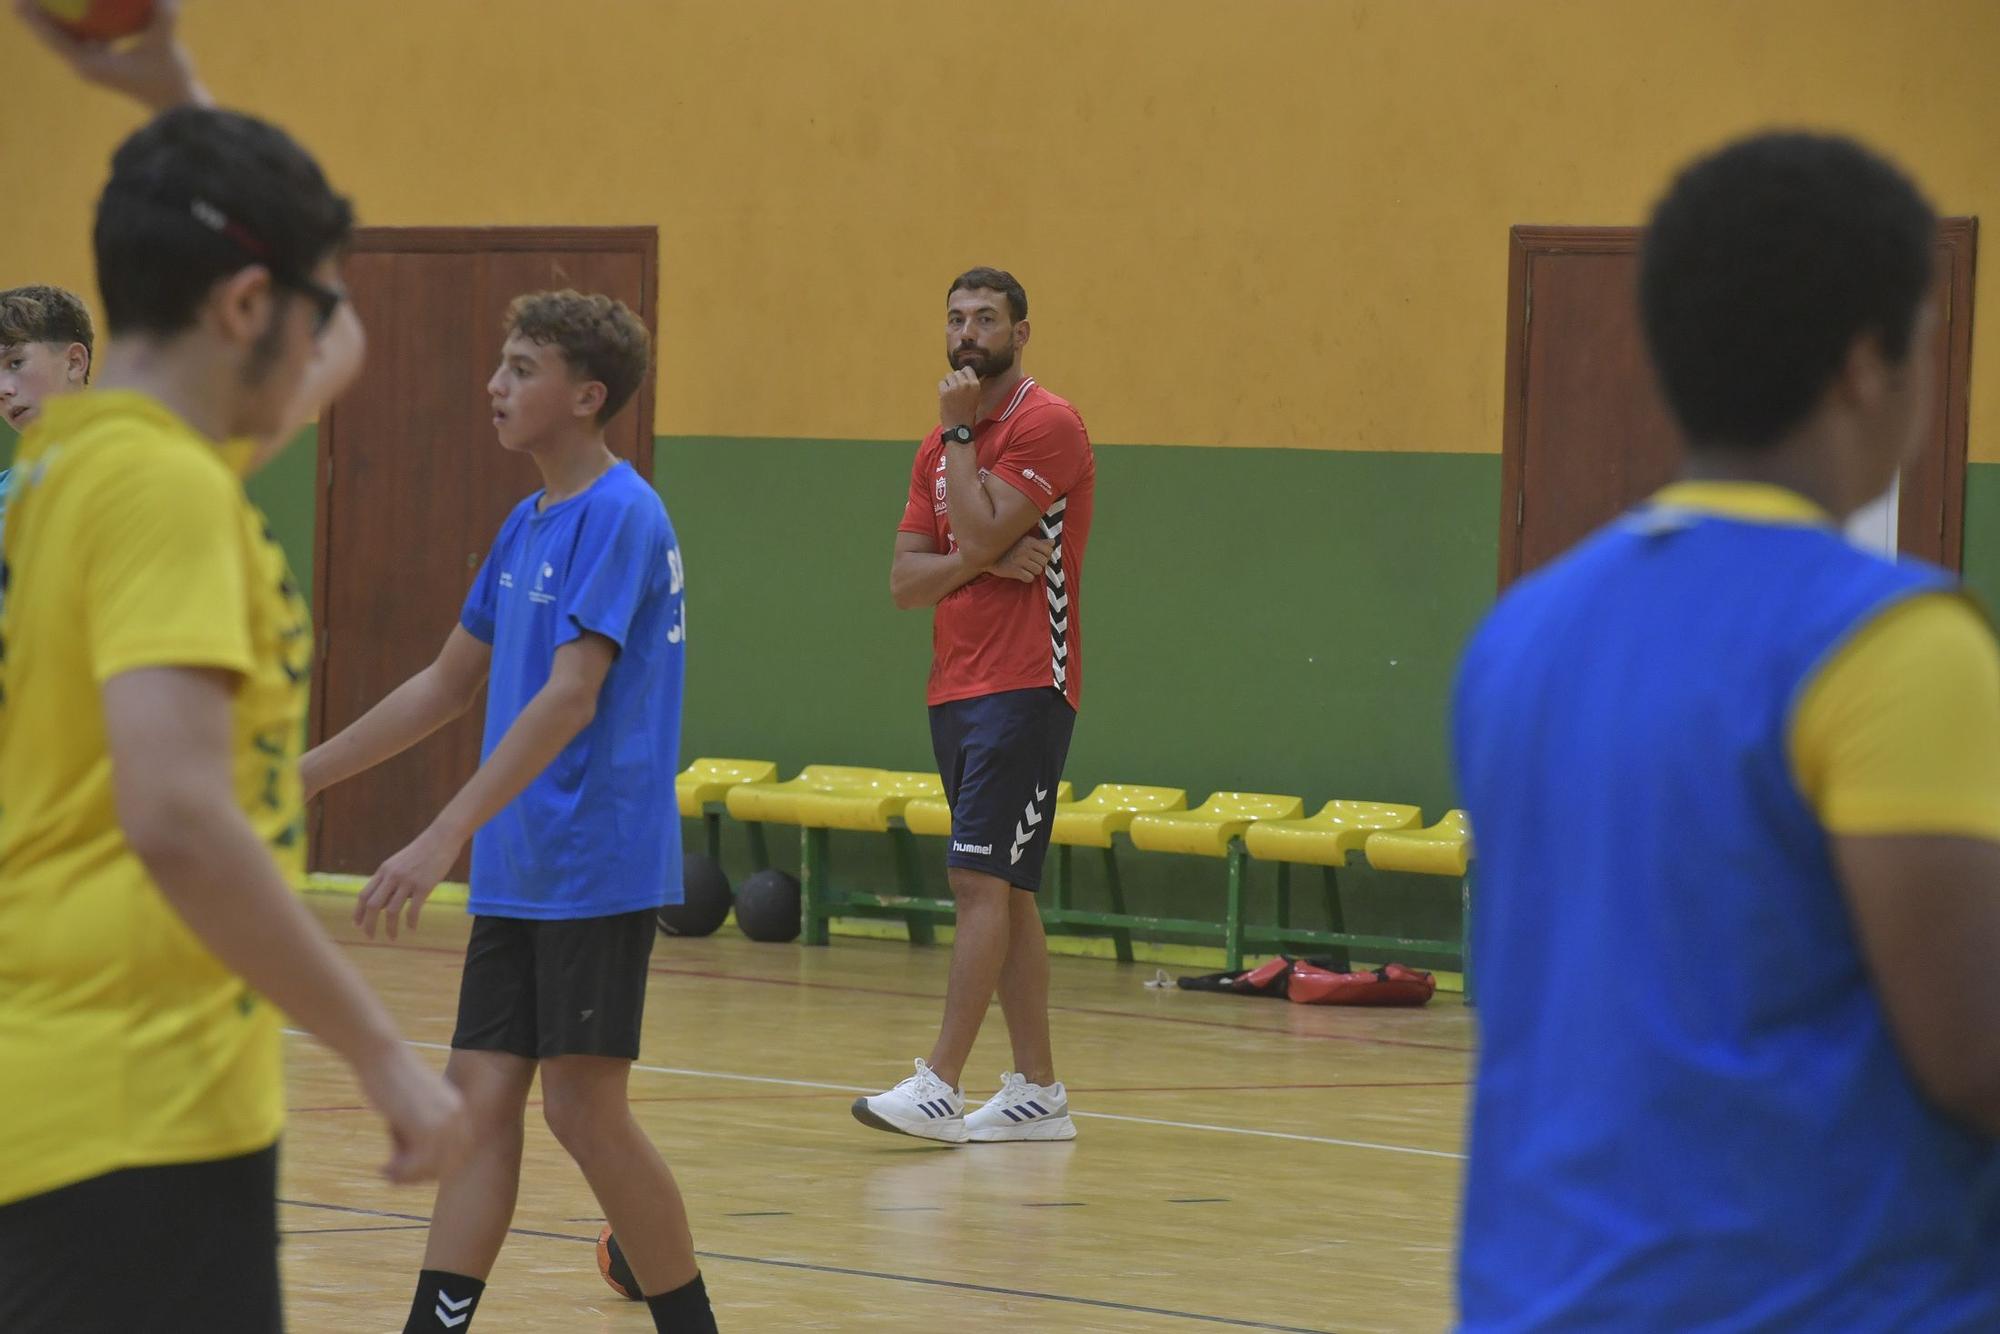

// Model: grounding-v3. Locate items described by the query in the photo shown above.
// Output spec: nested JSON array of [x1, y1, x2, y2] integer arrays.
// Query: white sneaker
[[965, 1071, 1078, 1142], [851, 1059, 968, 1143]]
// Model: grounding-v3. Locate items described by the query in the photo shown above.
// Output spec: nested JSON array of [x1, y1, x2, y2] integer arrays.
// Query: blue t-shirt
[[459, 461, 685, 919], [1453, 506, 1999, 1331]]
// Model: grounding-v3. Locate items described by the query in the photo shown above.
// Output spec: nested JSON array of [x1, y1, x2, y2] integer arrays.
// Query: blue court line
[[278, 1198, 1338, 1332]]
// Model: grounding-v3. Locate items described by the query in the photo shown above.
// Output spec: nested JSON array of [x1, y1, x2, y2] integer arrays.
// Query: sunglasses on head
[[187, 198, 345, 336]]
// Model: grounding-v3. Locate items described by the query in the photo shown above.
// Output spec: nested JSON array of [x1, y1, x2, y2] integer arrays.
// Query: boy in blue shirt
[[303, 290, 714, 1333]]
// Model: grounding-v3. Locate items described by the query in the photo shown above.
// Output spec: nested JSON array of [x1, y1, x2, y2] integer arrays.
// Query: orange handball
[[35, 0, 156, 40], [595, 1225, 644, 1302]]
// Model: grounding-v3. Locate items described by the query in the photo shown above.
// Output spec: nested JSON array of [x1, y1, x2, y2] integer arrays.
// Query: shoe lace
[[989, 1071, 1036, 1108], [894, 1058, 951, 1100]]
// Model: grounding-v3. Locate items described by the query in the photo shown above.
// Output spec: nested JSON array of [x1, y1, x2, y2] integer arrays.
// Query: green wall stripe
[[655, 435, 1498, 940], [32, 421, 2000, 951]]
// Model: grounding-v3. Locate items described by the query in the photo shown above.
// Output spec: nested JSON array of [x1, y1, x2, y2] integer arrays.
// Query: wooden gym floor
[[280, 893, 1471, 1332]]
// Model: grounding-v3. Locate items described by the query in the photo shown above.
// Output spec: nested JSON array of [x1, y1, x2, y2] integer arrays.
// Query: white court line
[[1064, 1110, 1463, 1160], [286, 1032, 1466, 1161]]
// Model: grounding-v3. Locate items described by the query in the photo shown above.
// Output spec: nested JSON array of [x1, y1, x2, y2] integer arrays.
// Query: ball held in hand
[[35, 0, 156, 41]]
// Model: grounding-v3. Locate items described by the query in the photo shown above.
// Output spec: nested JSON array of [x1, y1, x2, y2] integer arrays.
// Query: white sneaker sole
[[966, 1113, 1078, 1142], [851, 1097, 969, 1143]]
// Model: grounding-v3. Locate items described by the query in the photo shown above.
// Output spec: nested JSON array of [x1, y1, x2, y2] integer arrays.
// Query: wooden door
[[1499, 221, 1976, 586], [311, 227, 658, 877]]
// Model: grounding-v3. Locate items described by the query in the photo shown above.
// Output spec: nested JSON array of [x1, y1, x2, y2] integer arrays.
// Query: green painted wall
[[30, 423, 2000, 952], [655, 436, 1498, 944], [1959, 463, 2000, 613], [658, 437, 1498, 808], [246, 426, 320, 602], [235, 429, 1494, 945]]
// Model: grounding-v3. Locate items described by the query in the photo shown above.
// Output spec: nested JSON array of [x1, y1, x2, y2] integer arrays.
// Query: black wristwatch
[[942, 424, 974, 445]]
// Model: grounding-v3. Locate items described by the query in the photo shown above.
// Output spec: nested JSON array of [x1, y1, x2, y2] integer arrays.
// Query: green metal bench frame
[[1234, 856, 1472, 983], [736, 804, 1474, 996]]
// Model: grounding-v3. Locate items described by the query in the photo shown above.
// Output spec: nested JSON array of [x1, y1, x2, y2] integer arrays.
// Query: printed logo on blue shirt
[[529, 560, 556, 605]]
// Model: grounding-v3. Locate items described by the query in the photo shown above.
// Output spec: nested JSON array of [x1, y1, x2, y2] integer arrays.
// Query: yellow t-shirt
[[0, 390, 311, 1206], [1653, 482, 2000, 841]]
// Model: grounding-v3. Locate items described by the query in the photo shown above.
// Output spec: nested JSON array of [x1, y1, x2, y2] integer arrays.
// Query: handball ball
[[36, 0, 156, 40]]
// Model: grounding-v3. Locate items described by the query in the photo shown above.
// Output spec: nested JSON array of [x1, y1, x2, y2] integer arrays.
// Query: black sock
[[403, 1269, 486, 1333], [646, 1271, 717, 1333]]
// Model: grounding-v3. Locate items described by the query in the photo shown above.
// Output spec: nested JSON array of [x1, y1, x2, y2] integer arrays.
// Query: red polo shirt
[[898, 376, 1095, 709]]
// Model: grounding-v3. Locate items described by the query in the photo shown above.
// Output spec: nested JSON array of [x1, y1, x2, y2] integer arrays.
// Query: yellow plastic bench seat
[[725, 765, 891, 826], [791, 770, 946, 832], [676, 758, 779, 819], [1365, 810, 1472, 877], [1243, 800, 1423, 866], [1051, 784, 1188, 848], [903, 781, 1074, 839], [1127, 792, 1305, 858]]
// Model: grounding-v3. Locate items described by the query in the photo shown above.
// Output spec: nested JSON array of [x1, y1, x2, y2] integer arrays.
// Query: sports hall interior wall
[[4, 0, 1998, 938]]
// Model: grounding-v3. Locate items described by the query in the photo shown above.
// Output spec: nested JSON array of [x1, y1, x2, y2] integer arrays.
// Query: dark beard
[[950, 344, 1015, 379]]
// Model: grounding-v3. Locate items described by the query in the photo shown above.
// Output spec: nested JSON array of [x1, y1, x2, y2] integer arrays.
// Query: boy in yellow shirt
[[1, 6, 466, 1331]]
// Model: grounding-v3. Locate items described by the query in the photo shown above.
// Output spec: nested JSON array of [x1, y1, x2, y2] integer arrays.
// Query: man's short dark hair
[[505, 290, 652, 425], [93, 106, 354, 338], [0, 285, 94, 369], [1639, 131, 1936, 451], [948, 267, 1028, 324]]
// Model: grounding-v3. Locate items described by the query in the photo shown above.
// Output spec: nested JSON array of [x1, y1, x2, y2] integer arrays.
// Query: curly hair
[[1639, 132, 1935, 451], [504, 290, 651, 424]]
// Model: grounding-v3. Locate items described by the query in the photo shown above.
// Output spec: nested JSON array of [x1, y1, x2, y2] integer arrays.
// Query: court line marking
[[282, 1222, 432, 1236], [278, 1197, 1338, 1333], [286, 1080, 1468, 1114], [284, 1031, 1467, 1161]]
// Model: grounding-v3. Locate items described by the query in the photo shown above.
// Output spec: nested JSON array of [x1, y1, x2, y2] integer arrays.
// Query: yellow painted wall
[[4, 0, 1996, 454]]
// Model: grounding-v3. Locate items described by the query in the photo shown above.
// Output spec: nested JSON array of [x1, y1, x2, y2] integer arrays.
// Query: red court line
[[330, 937, 1472, 1054]]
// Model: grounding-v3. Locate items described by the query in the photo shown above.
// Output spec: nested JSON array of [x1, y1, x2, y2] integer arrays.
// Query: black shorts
[[0, 1143, 281, 1333], [451, 909, 657, 1060], [929, 686, 1078, 892]]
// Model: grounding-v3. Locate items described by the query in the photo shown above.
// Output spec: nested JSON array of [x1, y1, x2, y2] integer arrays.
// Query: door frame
[[309, 225, 659, 755], [1497, 220, 1975, 586], [1498, 226, 1639, 588], [1930, 216, 1978, 570]]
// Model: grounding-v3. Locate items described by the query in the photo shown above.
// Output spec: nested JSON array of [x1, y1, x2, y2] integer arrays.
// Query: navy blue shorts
[[451, 909, 656, 1061], [929, 686, 1077, 892]]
